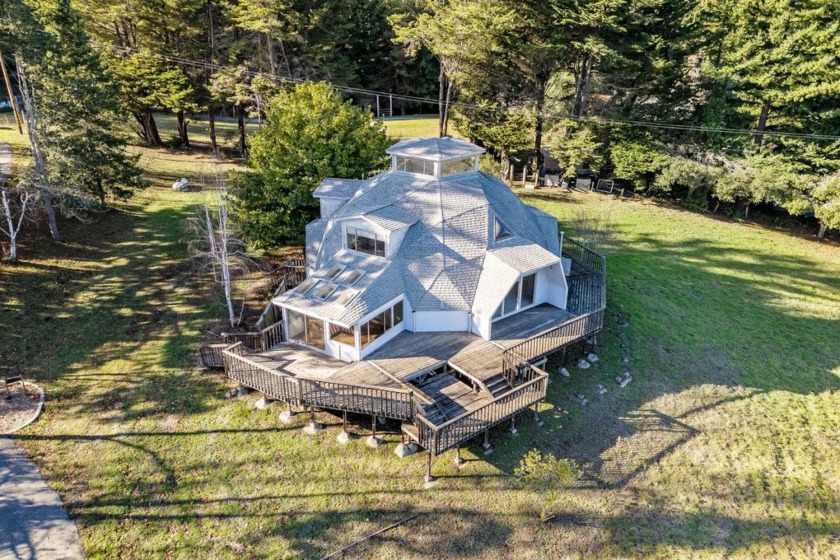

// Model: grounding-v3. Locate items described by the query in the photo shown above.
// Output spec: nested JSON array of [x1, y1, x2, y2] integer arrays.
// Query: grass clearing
[[1, 117, 839, 558]]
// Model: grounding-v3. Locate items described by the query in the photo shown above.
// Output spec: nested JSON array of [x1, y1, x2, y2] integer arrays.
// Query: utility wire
[[4, 17, 839, 143]]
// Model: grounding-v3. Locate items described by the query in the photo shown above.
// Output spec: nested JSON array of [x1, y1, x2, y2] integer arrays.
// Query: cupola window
[[395, 156, 434, 176], [494, 217, 512, 241]]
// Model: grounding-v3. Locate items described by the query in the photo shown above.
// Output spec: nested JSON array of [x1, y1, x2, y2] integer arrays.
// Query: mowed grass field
[[1, 114, 839, 559]]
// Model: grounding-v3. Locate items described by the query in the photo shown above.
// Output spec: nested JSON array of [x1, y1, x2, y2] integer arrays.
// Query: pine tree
[[32, 0, 144, 207]]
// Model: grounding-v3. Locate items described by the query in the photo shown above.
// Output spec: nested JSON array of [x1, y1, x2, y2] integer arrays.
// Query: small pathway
[[1, 140, 83, 559], [0, 437, 84, 560], [0, 142, 11, 183]]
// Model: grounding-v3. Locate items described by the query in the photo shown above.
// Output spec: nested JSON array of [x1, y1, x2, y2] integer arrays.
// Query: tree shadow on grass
[[0, 201, 224, 418]]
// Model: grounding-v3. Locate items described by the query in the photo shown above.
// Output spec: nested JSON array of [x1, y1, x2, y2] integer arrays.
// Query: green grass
[[1, 117, 839, 559]]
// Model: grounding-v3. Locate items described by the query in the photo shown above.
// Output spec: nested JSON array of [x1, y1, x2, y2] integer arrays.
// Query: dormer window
[[494, 217, 512, 241], [346, 226, 385, 257], [395, 156, 434, 176], [440, 157, 477, 176]]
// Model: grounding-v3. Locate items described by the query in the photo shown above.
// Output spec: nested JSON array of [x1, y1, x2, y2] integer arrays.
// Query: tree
[[185, 179, 252, 328], [454, 104, 533, 179], [232, 82, 389, 248], [0, 183, 35, 263], [653, 155, 723, 206], [514, 449, 581, 521], [30, 0, 145, 207], [611, 139, 669, 191], [812, 174, 840, 240], [548, 122, 608, 175]]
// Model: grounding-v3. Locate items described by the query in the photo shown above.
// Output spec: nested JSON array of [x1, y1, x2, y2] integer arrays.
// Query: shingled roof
[[282, 143, 562, 325]]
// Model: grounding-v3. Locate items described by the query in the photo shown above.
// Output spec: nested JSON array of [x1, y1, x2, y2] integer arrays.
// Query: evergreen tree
[[232, 82, 389, 248], [32, 0, 144, 207]]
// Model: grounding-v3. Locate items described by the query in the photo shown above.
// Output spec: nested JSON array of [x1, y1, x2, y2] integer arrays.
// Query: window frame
[[491, 272, 538, 322], [345, 226, 386, 258]]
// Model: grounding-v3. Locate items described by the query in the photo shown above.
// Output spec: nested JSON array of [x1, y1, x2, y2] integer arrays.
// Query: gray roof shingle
[[386, 137, 485, 161]]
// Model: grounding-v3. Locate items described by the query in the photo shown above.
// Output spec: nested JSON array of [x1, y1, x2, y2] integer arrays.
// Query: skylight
[[294, 277, 317, 294], [324, 265, 344, 279], [313, 282, 339, 300], [494, 217, 512, 241], [341, 269, 365, 286], [335, 289, 359, 306]]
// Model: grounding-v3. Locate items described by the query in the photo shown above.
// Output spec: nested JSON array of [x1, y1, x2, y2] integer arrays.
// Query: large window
[[396, 156, 434, 176], [329, 323, 355, 346], [441, 157, 475, 176], [287, 309, 326, 350], [493, 273, 537, 320], [346, 226, 385, 257], [360, 300, 404, 347]]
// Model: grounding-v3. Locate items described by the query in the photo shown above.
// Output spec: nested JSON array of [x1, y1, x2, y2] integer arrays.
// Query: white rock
[[394, 442, 419, 458], [366, 435, 384, 449], [587, 353, 599, 363], [336, 431, 355, 445], [577, 359, 591, 369], [559, 367, 571, 378], [279, 410, 297, 424], [302, 422, 324, 435]]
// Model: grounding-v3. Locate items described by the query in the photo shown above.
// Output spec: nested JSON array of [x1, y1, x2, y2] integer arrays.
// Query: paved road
[[0, 438, 84, 560]]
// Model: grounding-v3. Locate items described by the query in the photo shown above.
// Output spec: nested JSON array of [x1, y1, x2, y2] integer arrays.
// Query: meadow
[[1, 114, 838, 559]]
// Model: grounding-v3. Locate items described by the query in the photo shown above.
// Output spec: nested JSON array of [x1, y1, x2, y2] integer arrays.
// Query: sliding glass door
[[286, 309, 326, 350]]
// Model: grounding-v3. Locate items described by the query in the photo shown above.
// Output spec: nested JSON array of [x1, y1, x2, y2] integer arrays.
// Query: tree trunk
[[501, 147, 510, 180], [16, 52, 60, 240], [177, 111, 190, 147], [441, 77, 454, 137], [1, 190, 18, 262], [208, 107, 218, 155], [140, 109, 162, 146], [532, 78, 547, 173], [572, 53, 592, 118], [438, 65, 446, 138], [236, 105, 247, 157], [265, 32, 277, 77], [817, 220, 827, 240], [744, 203, 750, 219], [754, 100, 770, 147]]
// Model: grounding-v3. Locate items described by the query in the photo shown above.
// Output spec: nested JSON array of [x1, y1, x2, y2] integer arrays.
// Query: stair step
[[401, 423, 420, 441]]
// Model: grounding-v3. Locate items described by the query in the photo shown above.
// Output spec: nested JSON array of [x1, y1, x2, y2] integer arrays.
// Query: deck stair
[[482, 374, 513, 398]]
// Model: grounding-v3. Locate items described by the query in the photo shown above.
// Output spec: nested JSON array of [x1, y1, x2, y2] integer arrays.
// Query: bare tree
[[15, 52, 60, 240], [0, 186, 35, 263], [184, 175, 254, 329]]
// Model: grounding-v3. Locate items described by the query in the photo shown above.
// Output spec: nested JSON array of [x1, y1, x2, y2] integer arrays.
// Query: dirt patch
[[0, 383, 41, 433]]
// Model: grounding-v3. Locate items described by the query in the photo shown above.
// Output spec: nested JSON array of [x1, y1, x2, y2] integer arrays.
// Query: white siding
[[319, 197, 347, 220], [413, 310, 471, 332], [537, 264, 568, 309]]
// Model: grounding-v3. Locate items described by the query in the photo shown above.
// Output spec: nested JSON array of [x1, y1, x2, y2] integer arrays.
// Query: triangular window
[[494, 216, 512, 241]]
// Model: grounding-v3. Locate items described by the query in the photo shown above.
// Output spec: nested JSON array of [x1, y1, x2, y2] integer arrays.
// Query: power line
[[4, 17, 840, 143], [103, 44, 840, 142]]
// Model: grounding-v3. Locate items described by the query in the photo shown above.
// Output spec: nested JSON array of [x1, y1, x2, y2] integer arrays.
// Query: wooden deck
[[220, 235, 607, 464]]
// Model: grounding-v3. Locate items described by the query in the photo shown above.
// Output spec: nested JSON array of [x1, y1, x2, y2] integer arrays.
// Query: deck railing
[[222, 344, 417, 421], [417, 363, 549, 456]]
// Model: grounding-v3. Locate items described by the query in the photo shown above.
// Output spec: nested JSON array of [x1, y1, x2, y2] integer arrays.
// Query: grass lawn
[[1, 116, 839, 559]]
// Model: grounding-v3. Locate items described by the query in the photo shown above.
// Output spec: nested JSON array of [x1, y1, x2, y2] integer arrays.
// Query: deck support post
[[454, 447, 465, 468], [337, 411, 355, 444], [302, 407, 323, 435], [482, 429, 493, 455], [533, 403, 544, 427], [279, 402, 297, 424], [366, 415, 383, 448], [510, 416, 519, 436], [424, 451, 437, 486]]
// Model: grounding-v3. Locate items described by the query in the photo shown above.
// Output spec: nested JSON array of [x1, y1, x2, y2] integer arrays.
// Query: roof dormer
[[386, 137, 485, 178]]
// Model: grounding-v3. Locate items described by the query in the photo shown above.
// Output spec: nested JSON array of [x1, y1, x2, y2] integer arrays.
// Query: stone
[[587, 353, 599, 363], [577, 359, 590, 369], [394, 442, 419, 458], [255, 397, 274, 410], [365, 435, 384, 449], [482, 443, 494, 456], [226, 388, 238, 399], [279, 409, 297, 425], [454, 455, 466, 469], [302, 422, 324, 435], [336, 431, 356, 445], [619, 376, 633, 388], [622, 357, 631, 364], [509, 426, 519, 437], [574, 393, 588, 406], [559, 367, 571, 378], [236, 385, 252, 397], [597, 384, 608, 395], [376, 416, 387, 425]]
